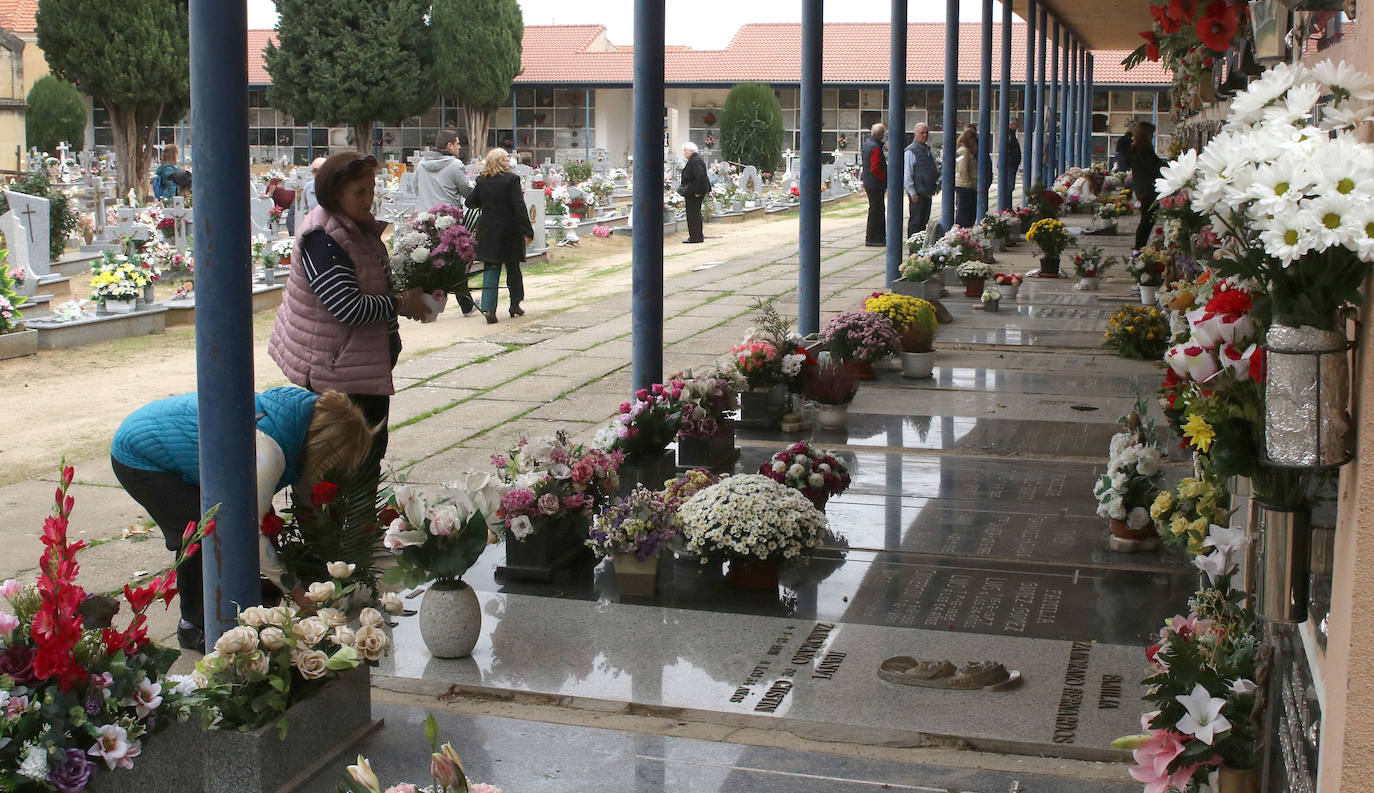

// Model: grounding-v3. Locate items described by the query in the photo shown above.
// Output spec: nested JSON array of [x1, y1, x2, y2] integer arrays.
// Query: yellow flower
[[1178, 478, 1202, 499], [1181, 414, 1215, 452], [1150, 491, 1174, 522], [1170, 513, 1189, 536], [1187, 517, 1209, 539]]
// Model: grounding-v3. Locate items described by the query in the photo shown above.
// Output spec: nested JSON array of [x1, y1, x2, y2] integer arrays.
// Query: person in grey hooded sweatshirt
[[415, 129, 478, 314]]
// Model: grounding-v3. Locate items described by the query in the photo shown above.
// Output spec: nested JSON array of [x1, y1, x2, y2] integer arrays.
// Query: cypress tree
[[265, 0, 433, 154], [432, 0, 523, 156], [36, 0, 189, 198], [25, 75, 86, 156], [720, 83, 784, 172]]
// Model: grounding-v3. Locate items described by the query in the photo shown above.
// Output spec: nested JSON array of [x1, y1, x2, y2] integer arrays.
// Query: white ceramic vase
[[418, 581, 481, 658], [999, 284, 1018, 301], [900, 351, 936, 379], [816, 402, 849, 429], [1139, 285, 1158, 306], [1077, 276, 1100, 290]]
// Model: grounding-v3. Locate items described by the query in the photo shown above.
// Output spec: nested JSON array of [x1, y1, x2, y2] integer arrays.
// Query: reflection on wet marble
[[738, 412, 1121, 457], [875, 368, 1155, 398], [378, 591, 1151, 757], [932, 327, 1109, 348]]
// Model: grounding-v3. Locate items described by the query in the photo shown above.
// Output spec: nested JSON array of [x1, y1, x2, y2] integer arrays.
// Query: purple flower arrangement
[[587, 485, 682, 562], [818, 311, 901, 365], [669, 368, 741, 439], [608, 384, 683, 459]]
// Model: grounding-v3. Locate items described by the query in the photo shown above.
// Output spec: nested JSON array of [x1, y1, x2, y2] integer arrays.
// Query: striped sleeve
[[299, 230, 397, 328]]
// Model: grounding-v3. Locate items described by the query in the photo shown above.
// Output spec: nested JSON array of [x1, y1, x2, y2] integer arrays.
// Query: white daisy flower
[[1262, 81, 1322, 126], [1306, 194, 1363, 250], [1258, 209, 1318, 265], [1312, 59, 1374, 101], [1155, 150, 1199, 198]]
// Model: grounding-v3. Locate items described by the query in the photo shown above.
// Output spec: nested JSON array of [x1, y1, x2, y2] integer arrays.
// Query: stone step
[[15, 293, 52, 318], [162, 284, 283, 328], [37, 274, 71, 301], [25, 304, 168, 350], [51, 250, 101, 277]]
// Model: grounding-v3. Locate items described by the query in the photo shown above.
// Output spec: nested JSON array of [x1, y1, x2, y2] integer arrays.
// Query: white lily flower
[[1175, 684, 1232, 745]]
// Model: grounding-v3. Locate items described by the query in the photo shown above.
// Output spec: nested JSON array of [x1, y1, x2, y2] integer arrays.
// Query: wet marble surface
[[377, 591, 1152, 758], [931, 327, 1109, 348], [738, 412, 1122, 457], [875, 368, 1156, 398]]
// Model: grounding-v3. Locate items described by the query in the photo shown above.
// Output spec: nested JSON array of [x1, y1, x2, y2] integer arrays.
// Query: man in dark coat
[[1005, 119, 1022, 185], [903, 123, 939, 239], [861, 123, 887, 246], [1114, 123, 1134, 172], [678, 142, 709, 243]]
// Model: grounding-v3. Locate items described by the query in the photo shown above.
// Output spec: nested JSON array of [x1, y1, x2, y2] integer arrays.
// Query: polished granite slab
[[738, 413, 1122, 458], [930, 327, 1109, 348], [871, 368, 1156, 399], [378, 591, 1151, 759], [301, 703, 1142, 793]]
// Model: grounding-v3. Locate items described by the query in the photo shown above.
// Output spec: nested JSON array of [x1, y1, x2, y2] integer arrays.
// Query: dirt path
[[1, 198, 865, 482]]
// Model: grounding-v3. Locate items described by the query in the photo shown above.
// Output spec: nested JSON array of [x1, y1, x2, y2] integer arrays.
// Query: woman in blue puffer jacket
[[110, 387, 374, 651]]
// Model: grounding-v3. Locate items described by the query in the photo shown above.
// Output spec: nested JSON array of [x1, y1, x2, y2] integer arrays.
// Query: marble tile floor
[[298, 703, 1142, 793]]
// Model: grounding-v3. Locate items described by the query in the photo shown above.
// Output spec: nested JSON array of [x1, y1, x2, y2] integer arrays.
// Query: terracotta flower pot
[[1109, 517, 1155, 541], [962, 277, 985, 297]]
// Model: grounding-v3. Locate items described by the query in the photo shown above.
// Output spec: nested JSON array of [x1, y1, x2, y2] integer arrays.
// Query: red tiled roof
[[242, 22, 1168, 88], [0, 0, 37, 34]]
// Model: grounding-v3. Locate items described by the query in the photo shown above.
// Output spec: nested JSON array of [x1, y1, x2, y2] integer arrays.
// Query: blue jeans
[[480, 261, 524, 313]]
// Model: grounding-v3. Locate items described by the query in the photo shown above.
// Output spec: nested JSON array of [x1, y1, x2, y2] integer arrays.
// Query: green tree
[[432, 0, 522, 156], [0, 170, 79, 262], [25, 76, 85, 155], [720, 83, 784, 172], [265, 0, 433, 154], [36, 0, 188, 199]]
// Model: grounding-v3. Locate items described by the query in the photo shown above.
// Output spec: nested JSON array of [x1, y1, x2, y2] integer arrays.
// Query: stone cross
[[166, 196, 192, 252], [592, 147, 609, 177], [55, 141, 71, 174], [3, 191, 50, 276]]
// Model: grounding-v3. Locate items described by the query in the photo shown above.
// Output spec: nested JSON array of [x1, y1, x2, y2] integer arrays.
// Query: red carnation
[[1140, 31, 1161, 61], [261, 512, 285, 540], [1205, 288, 1252, 318], [311, 481, 339, 507]]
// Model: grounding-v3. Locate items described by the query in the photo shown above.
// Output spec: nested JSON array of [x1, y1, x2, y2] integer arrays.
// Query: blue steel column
[[997, 0, 1012, 210], [1048, 20, 1059, 181], [976, 0, 992, 219], [1022, 0, 1036, 203], [190, 0, 258, 644], [1035, 5, 1047, 186], [1072, 40, 1081, 166], [939, 0, 958, 229], [886, 0, 906, 281], [1086, 53, 1095, 165], [1066, 39, 1076, 170], [585, 89, 592, 162], [631, 0, 664, 392], [799, 0, 822, 335]]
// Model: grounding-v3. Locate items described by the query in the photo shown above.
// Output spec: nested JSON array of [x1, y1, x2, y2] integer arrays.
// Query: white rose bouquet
[[1094, 408, 1166, 531], [678, 474, 827, 563]]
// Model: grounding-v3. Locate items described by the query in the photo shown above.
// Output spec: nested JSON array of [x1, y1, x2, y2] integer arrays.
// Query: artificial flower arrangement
[[1151, 60, 1374, 332], [757, 442, 851, 510], [1124, 0, 1251, 115], [954, 261, 993, 281], [156, 216, 175, 238], [586, 485, 681, 563], [1129, 248, 1170, 287], [742, 298, 814, 392], [0, 466, 208, 792], [803, 359, 861, 406], [669, 367, 741, 439], [1094, 403, 1166, 531], [389, 204, 477, 296], [1073, 244, 1116, 279], [818, 311, 901, 365], [979, 210, 1015, 241], [91, 252, 156, 302], [1104, 304, 1170, 361], [677, 474, 827, 564], [595, 383, 684, 461], [0, 255, 22, 334], [544, 185, 570, 216], [994, 272, 1022, 287], [1149, 474, 1231, 555], [341, 715, 503, 793], [591, 225, 612, 238], [577, 179, 614, 208], [380, 474, 504, 588], [265, 474, 392, 603], [1025, 218, 1071, 262], [941, 227, 992, 263], [729, 341, 785, 390], [980, 286, 1001, 304], [899, 254, 936, 283], [491, 431, 622, 541]]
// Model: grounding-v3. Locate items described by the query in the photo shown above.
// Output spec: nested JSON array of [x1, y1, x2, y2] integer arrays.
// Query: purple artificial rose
[[537, 493, 561, 516], [47, 748, 96, 793], [0, 645, 38, 686]]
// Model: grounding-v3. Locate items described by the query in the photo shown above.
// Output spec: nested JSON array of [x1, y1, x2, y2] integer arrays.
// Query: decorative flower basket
[[1262, 323, 1352, 468], [498, 513, 594, 581], [676, 419, 738, 471], [737, 384, 788, 429]]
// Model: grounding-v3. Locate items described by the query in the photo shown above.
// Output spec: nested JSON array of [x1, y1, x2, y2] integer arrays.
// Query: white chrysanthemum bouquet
[[677, 474, 827, 563]]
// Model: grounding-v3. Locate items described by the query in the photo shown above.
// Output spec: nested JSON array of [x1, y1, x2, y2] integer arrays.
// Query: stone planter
[[1077, 276, 1100, 290], [1263, 322, 1352, 468], [616, 449, 677, 496], [0, 329, 37, 360], [1038, 257, 1061, 277], [418, 580, 481, 658], [983, 299, 1000, 312], [738, 384, 788, 429], [139, 283, 156, 307], [676, 420, 738, 471], [498, 515, 594, 581], [900, 350, 935, 379], [996, 283, 1019, 301], [815, 402, 850, 429], [961, 277, 985, 298], [102, 297, 137, 314], [889, 278, 925, 299], [994, 237, 1007, 252], [612, 555, 659, 597], [85, 718, 204, 793], [726, 559, 780, 591]]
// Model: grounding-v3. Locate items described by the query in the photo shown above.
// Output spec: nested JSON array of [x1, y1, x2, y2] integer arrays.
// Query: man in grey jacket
[[903, 123, 939, 239], [415, 129, 473, 213]]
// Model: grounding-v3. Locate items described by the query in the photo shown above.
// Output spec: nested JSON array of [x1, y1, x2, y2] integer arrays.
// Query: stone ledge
[[0, 328, 36, 359], [27, 306, 168, 349]]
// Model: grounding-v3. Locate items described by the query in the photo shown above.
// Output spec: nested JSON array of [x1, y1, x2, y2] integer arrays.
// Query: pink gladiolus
[[0, 611, 18, 641], [0, 579, 21, 599]]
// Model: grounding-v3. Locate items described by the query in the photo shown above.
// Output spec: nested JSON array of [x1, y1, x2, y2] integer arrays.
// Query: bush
[[562, 160, 593, 183], [1103, 305, 1169, 360], [720, 83, 783, 172], [25, 75, 85, 156]]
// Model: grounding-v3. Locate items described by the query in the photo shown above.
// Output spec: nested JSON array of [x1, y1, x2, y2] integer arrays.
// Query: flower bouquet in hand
[[0, 465, 208, 791], [381, 474, 504, 588], [587, 485, 681, 562], [492, 431, 622, 541], [677, 474, 827, 564], [389, 203, 477, 304], [818, 311, 900, 366], [758, 442, 851, 510], [669, 368, 741, 439]]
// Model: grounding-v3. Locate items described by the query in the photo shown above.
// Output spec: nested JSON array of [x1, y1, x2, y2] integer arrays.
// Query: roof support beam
[[798, 0, 822, 335], [631, 0, 664, 392], [1048, 18, 1060, 181], [976, 0, 993, 220], [939, 0, 958, 229], [885, 0, 906, 281], [997, 0, 1013, 211], [1022, 0, 1036, 204], [1032, 4, 1046, 188]]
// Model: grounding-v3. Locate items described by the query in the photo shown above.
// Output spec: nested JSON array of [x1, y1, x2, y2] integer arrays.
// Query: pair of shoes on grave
[[877, 657, 1022, 690]]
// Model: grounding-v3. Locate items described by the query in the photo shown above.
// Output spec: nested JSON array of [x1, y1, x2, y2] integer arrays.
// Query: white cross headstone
[[166, 197, 192, 253], [736, 165, 761, 195], [3, 191, 50, 277], [249, 196, 274, 236], [0, 213, 35, 297], [592, 147, 609, 177], [113, 206, 151, 254], [523, 186, 546, 258]]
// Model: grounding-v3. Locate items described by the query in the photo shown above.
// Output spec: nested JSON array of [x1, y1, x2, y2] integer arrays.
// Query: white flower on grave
[[787, 463, 805, 479], [1323, 98, 1374, 130], [330, 626, 356, 647], [434, 215, 457, 230], [164, 674, 200, 696], [127, 677, 162, 718], [548, 463, 572, 480], [807, 473, 825, 488], [1313, 59, 1374, 101], [429, 506, 460, 536], [305, 581, 337, 604], [1175, 684, 1232, 745], [262, 606, 294, 629], [258, 626, 288, 651], [509, 514, 534, 539], [18, 743, 48, 780], [593, 423, 619, 450], [1136, 452, 1160, 478], [781, 353, 805, 377], [384, 518, 426, 551], [1106, 496, 1126, 520], [381, 592, 405, 615], [326, 561, 356, 580], [213, 625, 258, 656], [1229, 678, 1257, 695], [239, 605, 273, 628], [1194, 548, 1232, 586], [1229, 63, 1302, 124], [1155, 150, 1198, 198], [354, 625, 390, 662], [410, 246, 431, 263], [1126, 507, 1151, 532], [295, 648, 329, 680], [1109, 471, 1128, 492], [294, 616, 329, 646], [359, 608, 385, 629], [88, 724, 138, 770], [393, 485, 427, 528], [243, 650, 271, 677], [316, 608, 349, 629], [414, 212, 435, 224]]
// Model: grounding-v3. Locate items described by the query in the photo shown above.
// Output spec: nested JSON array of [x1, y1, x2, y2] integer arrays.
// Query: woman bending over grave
[[151, 144, 192, 201], [465, 147, 534, 323], [111, 387, 375, 652], [268, 151, 428, 494]]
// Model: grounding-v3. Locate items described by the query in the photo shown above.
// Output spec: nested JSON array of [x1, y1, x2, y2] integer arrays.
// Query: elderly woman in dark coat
[[465, 147, 535, 324]]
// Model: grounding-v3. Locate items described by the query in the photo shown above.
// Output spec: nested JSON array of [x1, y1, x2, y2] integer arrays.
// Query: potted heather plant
[[818, 311, 901, 379], [586, 485, 682, 596], [803, 360, 860, 429]]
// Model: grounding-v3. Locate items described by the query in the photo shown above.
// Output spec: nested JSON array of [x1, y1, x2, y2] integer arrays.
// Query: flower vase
[[1217, 767, 1260, 793], [962, 277, 985, 298], [1077, 276, 1099, 290], [419, 291, 448, 323], [1262, 323, 1352, 468], [612, 555, 659, 597], [994, 237, 1007, 252], [140, 283, 155, 306], [999, 283, 1018, 301], [103, 297, 137, 314], [815, 402, 850, 429], [726, 559, 780, 591], [676, 419, 738, 471], [900, 351, 935, 379], [1038, 257, 1060, 277], [418, 580, 481, 658], [1139, 285, 1158, 305], [1108, 517, 1160, 552], [738, 384, 788, 429], [984, 299, 1000, 312], [1254, 503, 1310, 624]]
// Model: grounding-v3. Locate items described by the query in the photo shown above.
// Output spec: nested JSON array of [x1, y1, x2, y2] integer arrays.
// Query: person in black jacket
[[861, 123, 887, 246], [1114, 123, 1134, 173], [465, 148, 535, 324], [1124, 121, 1165, 252], [1004, 119, 1022, 184], [678, 142, 709, 243]]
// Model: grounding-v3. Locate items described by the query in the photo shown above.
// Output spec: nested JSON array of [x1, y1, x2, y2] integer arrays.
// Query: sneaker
[[177, 622, 206, 654]]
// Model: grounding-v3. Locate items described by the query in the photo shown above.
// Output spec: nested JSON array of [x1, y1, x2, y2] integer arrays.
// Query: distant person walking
[[861, 123, 887, 247], [466, 147, 534, 324], [678, 141, 708, 244], [416, 129, 474, 213], [151, 144, 191, 201], [953, 127, 978, 228], [1124, 121, 1165, 251], [903, 123, 938, 239], [1114, 123, 1135, 173], [1005, 119, 1022, 184], [301, 156, 326, 213]]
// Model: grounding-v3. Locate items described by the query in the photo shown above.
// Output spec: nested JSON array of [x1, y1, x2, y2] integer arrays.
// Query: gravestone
[[511, 163, 535, 189], [113, 207, 152, 253], [0, 213, 35, 298], [165, 197, 192, 253], [523, 186, 546, 257], [249, 197, 274, 236], [397, 171, 416, 197], [736, 165, 762, 195], [3, 191, 50, 277], [591, 147, 609, 177]]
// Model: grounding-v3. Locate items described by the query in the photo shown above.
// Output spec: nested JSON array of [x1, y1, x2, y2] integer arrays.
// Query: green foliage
[[0, 170, 78, 261], [265, 0, 433, 150], [432, 0, 523, 110], [276, 464, 388, 594], [562, 160, 593, 184], [0, 249, 21, 332], [720, 83, 783, 172], [25, 75, 85, 155]]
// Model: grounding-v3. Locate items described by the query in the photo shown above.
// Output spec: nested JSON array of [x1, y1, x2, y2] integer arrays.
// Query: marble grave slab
[[737, 413, 1121, 458]]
